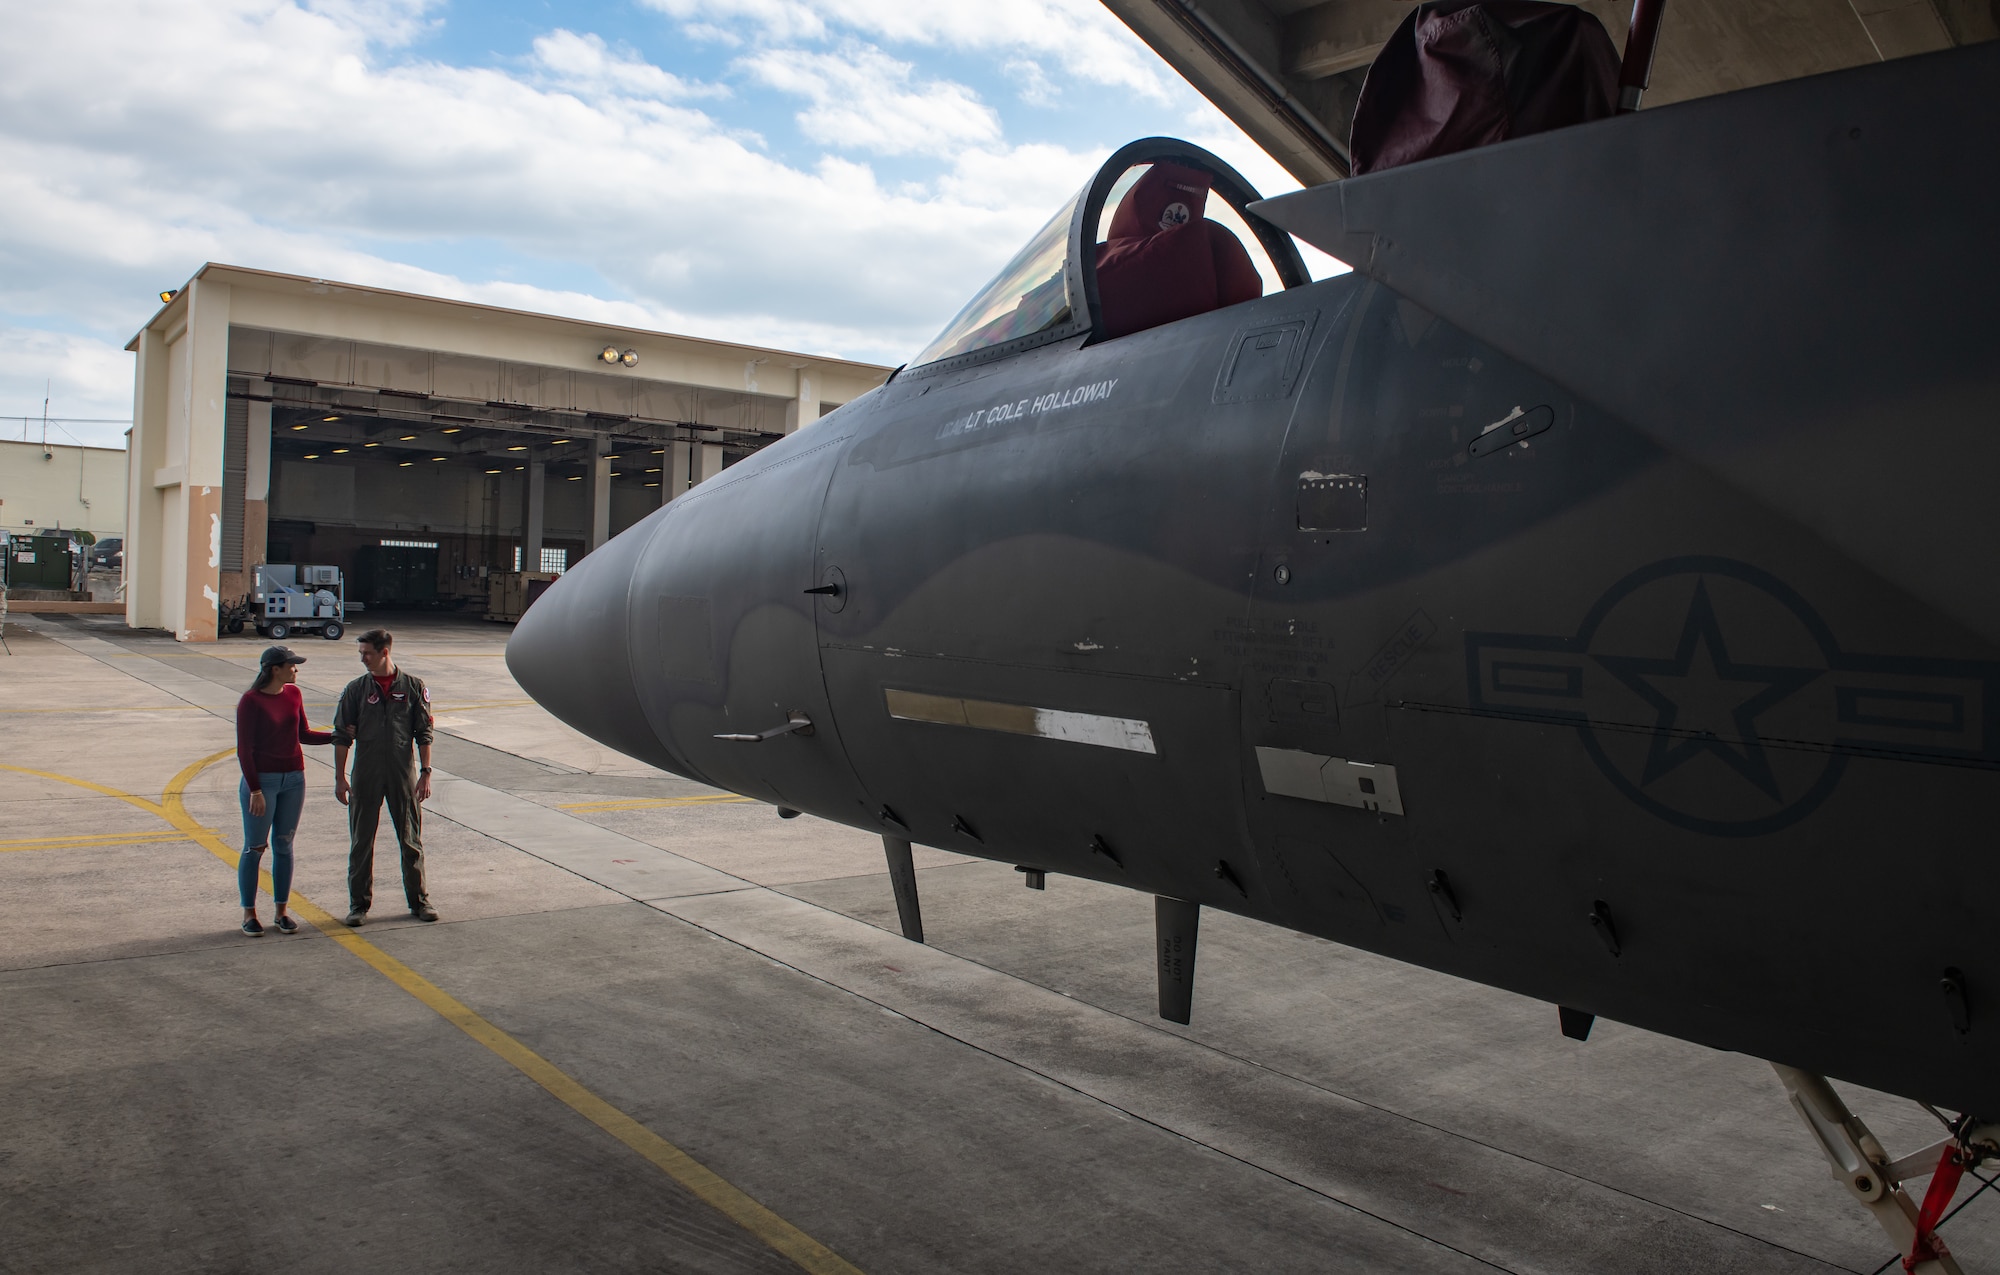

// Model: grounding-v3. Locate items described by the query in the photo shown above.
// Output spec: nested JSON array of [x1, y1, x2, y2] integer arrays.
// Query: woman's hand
[[249, 790, 267, 818]]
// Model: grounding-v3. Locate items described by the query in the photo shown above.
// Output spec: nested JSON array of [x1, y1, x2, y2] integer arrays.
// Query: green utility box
[[351, 544, 440, 607], [5, 535, 76, 592]]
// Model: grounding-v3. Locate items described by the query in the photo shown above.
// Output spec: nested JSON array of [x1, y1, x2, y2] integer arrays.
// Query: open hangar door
[[232, 337, 798, 616]]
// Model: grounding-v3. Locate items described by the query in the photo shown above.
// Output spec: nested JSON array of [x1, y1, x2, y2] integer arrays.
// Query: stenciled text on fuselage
[[937, 378, 1119, 440]]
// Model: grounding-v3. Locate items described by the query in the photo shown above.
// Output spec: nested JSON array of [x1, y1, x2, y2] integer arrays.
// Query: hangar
[[124, 264, 891, 641]]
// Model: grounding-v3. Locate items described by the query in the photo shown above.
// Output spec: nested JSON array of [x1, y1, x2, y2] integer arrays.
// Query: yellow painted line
[[558, 795, 755, 812], [0, 698, 526, 716], [140, 750, 864, 1275], [0, 704, 210, 714], [0, 764, 169, 819], [0, 830, 188, 852]]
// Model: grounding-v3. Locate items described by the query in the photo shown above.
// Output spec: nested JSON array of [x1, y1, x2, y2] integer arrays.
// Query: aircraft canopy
[[908, 138, 1310, 374]]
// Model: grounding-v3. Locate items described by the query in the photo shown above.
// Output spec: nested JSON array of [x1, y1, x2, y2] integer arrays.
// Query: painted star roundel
[[1465, 557, 2000, 837]]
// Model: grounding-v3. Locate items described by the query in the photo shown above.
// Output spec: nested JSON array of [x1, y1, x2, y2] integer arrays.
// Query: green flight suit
[[333, 667, 434, 914]]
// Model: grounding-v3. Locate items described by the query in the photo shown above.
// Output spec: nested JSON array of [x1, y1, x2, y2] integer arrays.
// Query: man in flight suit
[[333, 627, 436, 926]]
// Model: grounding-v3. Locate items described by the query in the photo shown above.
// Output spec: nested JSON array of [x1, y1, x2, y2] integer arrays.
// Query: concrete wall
[[0, 440, 129, 539]]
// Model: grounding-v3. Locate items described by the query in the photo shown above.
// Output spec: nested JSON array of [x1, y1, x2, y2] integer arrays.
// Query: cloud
[[741, 44, 1000, 156], [646, 0, 1171, 98], [0, 0, 1327, 424], [0, 328, 138, 446], [530, 30, 724, 102], [0, 0, 1109, 402]]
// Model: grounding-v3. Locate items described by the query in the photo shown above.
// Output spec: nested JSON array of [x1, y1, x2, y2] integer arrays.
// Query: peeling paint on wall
[[207, 504, 220, 569]]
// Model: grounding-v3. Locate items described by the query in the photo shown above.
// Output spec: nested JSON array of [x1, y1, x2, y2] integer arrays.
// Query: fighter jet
[[509, 37, 2000, 1271]]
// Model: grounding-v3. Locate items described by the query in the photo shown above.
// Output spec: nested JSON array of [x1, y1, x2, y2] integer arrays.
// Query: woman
[[236, 645, 333, 935]]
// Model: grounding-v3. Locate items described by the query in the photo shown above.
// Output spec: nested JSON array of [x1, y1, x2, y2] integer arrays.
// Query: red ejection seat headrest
[[1107, 163, 1212, 241]]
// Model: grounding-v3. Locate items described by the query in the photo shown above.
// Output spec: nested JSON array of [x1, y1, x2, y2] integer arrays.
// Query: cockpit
[[908, 138, 1311, 374]]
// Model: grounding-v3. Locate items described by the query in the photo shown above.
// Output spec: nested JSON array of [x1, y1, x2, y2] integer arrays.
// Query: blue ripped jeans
[[239, 771, 306, 908]]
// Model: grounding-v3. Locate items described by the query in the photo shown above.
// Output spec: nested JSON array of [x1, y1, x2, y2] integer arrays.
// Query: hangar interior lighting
[[644, 468, 660, 473], [486, 468, 501, 474], [322, 415, 340, 422], [567, 475, 582, 481], [645, 482, 659, 488], [291, 424, 309, 431], [331, 448, 349, 454], [363, 442, 379, 448], [551, 438, 571, 444], [399, 434, 417, 441], [650, 448, 665, 454], [303, 453, 320, 460], [441, 427, 461, 434], [506, 445, 528, 452], [431, 456, 447, 462]]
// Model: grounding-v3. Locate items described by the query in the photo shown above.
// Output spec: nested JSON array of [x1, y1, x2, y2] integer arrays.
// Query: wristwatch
[[419, 767, 433, 775]]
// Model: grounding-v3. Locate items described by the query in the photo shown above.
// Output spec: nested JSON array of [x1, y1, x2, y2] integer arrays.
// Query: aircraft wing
[[1252, 41, 2000, 644]]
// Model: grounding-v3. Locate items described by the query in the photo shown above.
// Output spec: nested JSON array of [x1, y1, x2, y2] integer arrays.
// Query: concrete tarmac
[[2, 613, 1994, 1274]]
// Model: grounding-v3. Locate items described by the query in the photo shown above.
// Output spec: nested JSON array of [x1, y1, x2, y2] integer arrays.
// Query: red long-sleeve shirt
[[236, 684, 333, 790]]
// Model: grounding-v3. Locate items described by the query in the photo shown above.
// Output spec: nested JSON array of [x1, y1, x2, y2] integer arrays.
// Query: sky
[[0, 0, 1342, 449]]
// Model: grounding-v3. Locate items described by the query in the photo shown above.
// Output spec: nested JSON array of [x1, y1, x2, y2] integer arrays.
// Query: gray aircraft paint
[[510, 57, 2000, 1121]]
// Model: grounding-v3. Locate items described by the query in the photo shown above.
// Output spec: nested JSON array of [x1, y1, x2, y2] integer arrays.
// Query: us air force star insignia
[[1592, 581, 1818, 801], [1464, 557, 2000, 836]]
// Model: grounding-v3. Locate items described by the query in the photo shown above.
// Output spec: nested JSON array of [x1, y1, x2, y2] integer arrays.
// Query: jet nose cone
[[506, 523, 682, 774]]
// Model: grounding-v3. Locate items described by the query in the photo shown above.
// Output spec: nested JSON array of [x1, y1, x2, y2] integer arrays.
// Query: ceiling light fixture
[[567, 475, 582, 481], [650, 448, 665, 454], [303, 453, 320, 459], [513, 465, 525, 471], [399, 461, 414, 467], [485, 468, 501, 474], [331, 448, 349, 454], [551, 438, 571, 445], [431, 456, 447, 462], [441, 427, 461, 434], [644, 482, 659, 487], [322, 415, 340, 422], [644, 467, 660, 473], [363, 442, 379, 448], [506, 445, 528, 452], [291, 424, 309, 431]]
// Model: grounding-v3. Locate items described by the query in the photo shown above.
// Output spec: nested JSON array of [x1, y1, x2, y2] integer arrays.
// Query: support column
[[669, 441, 693, 498], [243, 394, 271, 581], [882, 836, 925, 943], [177, 277, 231, 642], [522, 461, 545, 571], [126, 327, 168, 631], [786, 367, 819, 434], [696, 441, 725, 485], [588, 437, 611, 553]]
